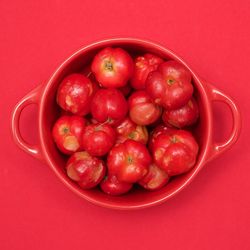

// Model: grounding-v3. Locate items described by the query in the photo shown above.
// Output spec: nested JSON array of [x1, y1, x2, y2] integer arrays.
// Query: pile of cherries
[[52, 47, 199, 196]]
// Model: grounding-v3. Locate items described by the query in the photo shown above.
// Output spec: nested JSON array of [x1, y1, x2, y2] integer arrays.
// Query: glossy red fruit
[[131, 53, 163, 90], [82, 123, 116, 156], [152, 129, 199, 176], [66, 151, 106, 189], [138, 163, 170, 191], [107, 140, 151, 183], [162, 97, 199, 128], [115, 117, 148, 144], [148, 124, 171, 151], [100, 175, 133, 196], [128, 90, 162, 125], [57, 73, 97, 115], [91, 88, 128, 125], [52, 115, 86, 155], [91, 47, 134, 88], [146, 60, 193, 109]]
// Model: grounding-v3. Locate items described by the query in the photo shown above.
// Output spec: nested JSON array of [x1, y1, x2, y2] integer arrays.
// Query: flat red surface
[[1, 0, 249, 249]]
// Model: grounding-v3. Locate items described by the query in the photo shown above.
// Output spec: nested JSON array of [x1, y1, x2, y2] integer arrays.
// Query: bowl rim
[[39, 37, 212, 210]]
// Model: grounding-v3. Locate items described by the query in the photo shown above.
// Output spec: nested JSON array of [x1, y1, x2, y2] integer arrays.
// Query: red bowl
[[11, 38, 241, 210]]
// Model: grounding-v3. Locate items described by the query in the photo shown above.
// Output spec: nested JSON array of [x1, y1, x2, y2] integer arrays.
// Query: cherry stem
[[96, 118, 112, 129], [171, 136, 178, 143], [104, 61, 113, 71], [167, 78, 175, 86], [127, 156, 133, 164], [86, 71, 92, 78], [63, 127, 69, 134]]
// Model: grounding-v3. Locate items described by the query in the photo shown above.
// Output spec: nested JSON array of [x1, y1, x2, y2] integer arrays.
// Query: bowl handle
[[206, 83, 241, 162], [11, 84, 44, 162]]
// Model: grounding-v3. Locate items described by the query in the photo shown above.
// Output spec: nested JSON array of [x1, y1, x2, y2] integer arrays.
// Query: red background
[[1, 0, 249, 249]]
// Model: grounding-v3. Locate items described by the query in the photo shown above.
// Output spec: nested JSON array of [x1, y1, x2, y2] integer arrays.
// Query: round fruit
[[52, 115, 86, 155], [91, 47, 134, 88], [91, 88, 128, 125], [82, 123, 116, 156], [131, 53, 163, 89], [162, 97, 199, 128], [115, 117, 148, 144], [148, 124, 171, 151], [138, 163, 169, 191], [66, 151, 106, 189], [146, 60, 193, 109], [128, 90, 162, 125], [107, 140, 151, 183], [100, 175, 133, 196], [152, 129, 199, 176], [57, 73, 97, 115]]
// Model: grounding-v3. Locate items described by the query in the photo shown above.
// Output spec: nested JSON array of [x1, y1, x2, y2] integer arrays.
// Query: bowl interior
[[40, 39, 210, 209]]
